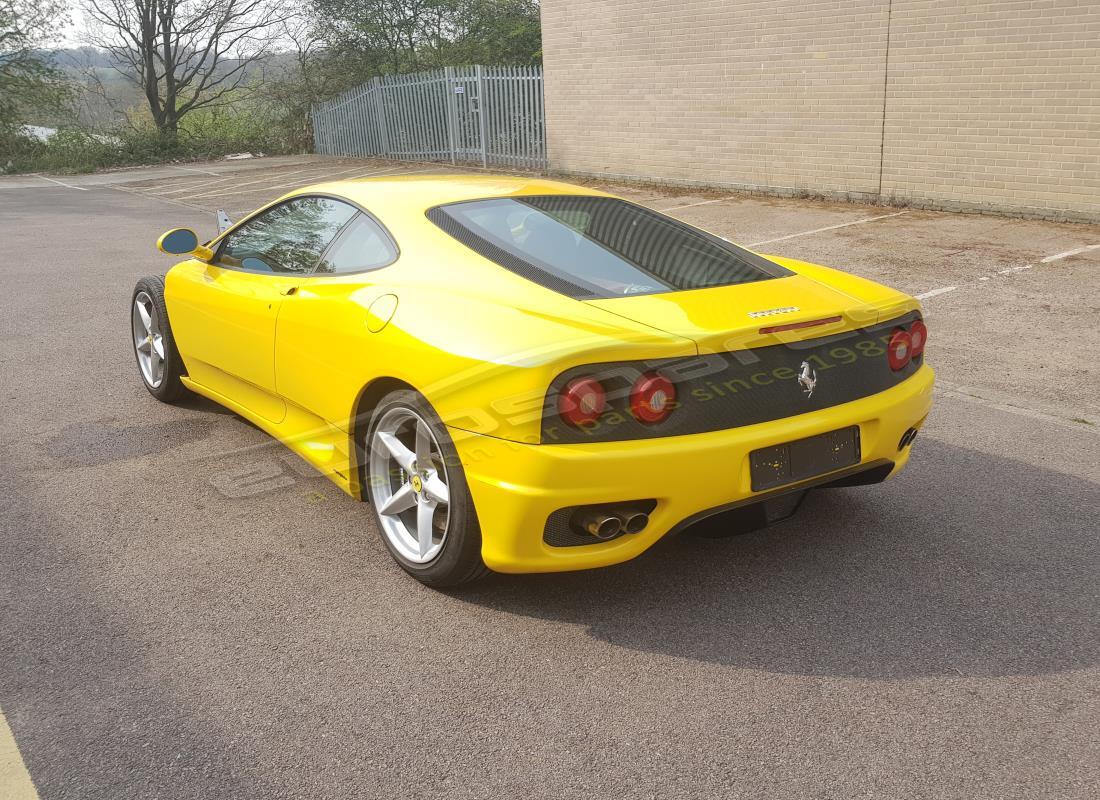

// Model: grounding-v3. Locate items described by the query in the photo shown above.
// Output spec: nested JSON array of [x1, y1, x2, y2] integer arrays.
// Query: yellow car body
[[159, 175, 933, 574]]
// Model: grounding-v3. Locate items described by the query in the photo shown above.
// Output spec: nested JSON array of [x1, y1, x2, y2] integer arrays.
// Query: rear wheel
[[131, 276, 187, 402], [366, 390, 488, 587]]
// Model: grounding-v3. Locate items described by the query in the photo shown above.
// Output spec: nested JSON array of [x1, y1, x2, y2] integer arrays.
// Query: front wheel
[[131, 276, 188, 403], [365, 390, 488, 587]]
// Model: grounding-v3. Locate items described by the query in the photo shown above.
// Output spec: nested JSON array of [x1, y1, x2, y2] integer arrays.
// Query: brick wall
[[540, 0, 1100, 220]]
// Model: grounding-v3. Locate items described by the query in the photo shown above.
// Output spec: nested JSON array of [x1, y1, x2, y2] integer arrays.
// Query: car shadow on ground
[[41, 394, 242, 469], [43, 416, 218, 468], [456, 438, 1100, 681]]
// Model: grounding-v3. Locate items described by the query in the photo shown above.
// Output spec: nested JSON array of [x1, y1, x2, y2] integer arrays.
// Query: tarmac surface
[[1, 157, 1098, 799]]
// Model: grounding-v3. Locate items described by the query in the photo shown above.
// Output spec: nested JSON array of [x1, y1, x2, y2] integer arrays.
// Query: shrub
[[0, 110, 301, 174]]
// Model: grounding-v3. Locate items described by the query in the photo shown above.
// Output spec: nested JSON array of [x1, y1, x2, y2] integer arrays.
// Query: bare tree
[[256, 15, 359, 151], [82, 0, 292, 134]]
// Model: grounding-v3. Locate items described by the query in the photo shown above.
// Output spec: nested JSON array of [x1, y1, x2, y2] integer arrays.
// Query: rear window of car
[[426, 195, 792, 299]]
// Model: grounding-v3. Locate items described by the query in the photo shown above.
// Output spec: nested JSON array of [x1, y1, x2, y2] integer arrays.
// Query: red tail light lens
[[887, 328, 913, 371], [630, 373, 676, 424], [558, 377, 607, 427], [909, 319, 927, 358]]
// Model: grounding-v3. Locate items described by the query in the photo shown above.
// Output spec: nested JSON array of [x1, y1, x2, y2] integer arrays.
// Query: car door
[[166, 196, 358, 422], [275, 211, 400, 429]]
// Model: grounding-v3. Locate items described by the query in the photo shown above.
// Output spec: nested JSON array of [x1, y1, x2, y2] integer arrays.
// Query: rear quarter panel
[[277, 276, 697, 443]]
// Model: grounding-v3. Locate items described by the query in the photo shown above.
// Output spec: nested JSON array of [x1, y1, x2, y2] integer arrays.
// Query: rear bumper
[[451, 364, 934, 574]]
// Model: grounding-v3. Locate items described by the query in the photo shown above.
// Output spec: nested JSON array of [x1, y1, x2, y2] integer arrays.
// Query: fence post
[[444, 66, 457, 165], [475, 65, 488, 168], [374, 78, 391, 158]]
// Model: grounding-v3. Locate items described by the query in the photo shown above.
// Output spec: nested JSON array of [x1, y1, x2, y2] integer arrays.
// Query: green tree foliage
[[447, 0, 542, 66], [3, 0, 544, 171], [264, 0, 540, 149], [0, 0, 70, 131], [309, 0, 541, 78], [255, 1, 540, 153]]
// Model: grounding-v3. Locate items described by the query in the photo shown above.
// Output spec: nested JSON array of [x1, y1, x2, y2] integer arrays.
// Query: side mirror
[[157, 228, 214, 260]]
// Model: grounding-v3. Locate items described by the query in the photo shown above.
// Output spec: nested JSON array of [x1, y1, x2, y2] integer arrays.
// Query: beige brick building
[[540, 0, 1100, 221]]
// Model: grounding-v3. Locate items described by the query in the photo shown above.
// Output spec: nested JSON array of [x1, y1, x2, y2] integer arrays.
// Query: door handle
[[280, 286, 298, 296]]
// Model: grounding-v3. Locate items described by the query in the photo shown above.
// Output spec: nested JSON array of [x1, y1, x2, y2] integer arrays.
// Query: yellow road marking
[[0, 706, 40, 800]]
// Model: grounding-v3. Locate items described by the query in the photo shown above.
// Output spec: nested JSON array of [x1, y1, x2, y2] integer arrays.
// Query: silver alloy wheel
[[132, 291, 165, 388], [369, 407, 451, 564]]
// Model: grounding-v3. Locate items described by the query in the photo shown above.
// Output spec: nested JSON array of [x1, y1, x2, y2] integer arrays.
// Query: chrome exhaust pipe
[[620, 510, 649, 535], [578, 512, 622, 540]]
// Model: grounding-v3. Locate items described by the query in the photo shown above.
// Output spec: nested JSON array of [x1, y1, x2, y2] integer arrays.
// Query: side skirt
[[181, 376, 361, 500]]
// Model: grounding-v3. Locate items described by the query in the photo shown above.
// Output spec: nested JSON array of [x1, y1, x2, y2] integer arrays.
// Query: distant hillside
[[45, 47, 293, 79], [49, 47, 118, 70], [39, 47, 286, 128]]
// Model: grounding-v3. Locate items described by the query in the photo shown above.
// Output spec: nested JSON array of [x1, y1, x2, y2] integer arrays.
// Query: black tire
[[365, 389, 489, 588], [130, 275, 188, 403]]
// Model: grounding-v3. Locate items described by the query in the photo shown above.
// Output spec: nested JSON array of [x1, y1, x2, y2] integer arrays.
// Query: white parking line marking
[[915, 242, 1092, 302], [358, 166, 439, 179], [1040, 244, 1100, 263], [343, 166, 417, 180], [187, 166, 433, 199], [170, 165, 222, 176], [183, 169, 370, 198], [163, 170, 329, 198], [915, 285, 957, 300], [150, 175, 243, 196], [110, 184, 215, 214], [185, 167, 323, 199], [36, 175, 88, 191], [0, 707, 40, 800], [133, 178, 198, 191], [184, 164, 394, 197], [254, 165, 401, 192], [220, 169, 429, 214], [138, 162, 423, 198], [658, 196, 738, 212], [748, 211, 909, 248], [316, 165, 392, 179]]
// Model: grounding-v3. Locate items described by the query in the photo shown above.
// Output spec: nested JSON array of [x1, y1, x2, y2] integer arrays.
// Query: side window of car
[[214, 197, 357, 274], [314, 214, 398, 274]]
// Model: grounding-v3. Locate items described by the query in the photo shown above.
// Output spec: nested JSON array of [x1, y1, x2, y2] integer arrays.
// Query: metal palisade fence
[[312, 65, 547, 169]]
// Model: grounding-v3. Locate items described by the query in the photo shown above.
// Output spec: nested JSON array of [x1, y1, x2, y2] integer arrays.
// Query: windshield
[[427, 195, 791, 299]]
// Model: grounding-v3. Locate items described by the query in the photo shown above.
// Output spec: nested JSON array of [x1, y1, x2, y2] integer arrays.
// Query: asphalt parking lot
[[1, 157, 1098, 799]]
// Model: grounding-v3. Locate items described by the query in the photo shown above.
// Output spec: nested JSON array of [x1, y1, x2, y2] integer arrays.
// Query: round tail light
[[630, 373, 676, 424], [558, 377, 607, 427], [887, 328, 913, 371], [909, 319, 927, 359]]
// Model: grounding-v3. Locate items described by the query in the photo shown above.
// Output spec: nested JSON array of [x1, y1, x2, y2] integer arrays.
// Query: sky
[[58, 7, 88, 48], [55, 5, 300, 51]]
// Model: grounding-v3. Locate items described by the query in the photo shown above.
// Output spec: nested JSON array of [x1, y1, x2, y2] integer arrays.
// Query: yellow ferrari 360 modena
[[132, 175, 933, 586]]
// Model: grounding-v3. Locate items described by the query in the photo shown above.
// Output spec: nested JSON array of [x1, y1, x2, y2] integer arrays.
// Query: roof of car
[[287, 174, 610, 214]]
